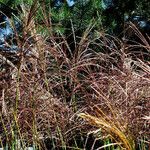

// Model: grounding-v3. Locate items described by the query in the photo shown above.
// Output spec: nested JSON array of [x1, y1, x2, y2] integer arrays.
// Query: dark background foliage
[[1, 0, 150, 36]]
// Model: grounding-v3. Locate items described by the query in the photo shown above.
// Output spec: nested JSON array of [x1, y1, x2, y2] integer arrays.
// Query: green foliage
[[136, 0, 150, 18], [1, 0, 149, 35], [0, 0, 33, 7], [38, 0, 104, 36]]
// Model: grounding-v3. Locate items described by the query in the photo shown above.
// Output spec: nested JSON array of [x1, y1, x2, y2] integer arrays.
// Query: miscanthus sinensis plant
[[0, 1, 149, 150]]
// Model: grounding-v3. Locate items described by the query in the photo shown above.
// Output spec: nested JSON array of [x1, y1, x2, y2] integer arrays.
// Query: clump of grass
[[79, 107, 135, 149], [78, 25, 150, 149], [0, 1, 149, 149]]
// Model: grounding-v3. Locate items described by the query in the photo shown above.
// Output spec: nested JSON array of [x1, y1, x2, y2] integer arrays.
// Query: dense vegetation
[[0, 0, 149, 149]]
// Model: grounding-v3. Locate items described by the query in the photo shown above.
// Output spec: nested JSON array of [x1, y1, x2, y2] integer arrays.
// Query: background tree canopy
[[0, 0, 150, 36]]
